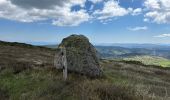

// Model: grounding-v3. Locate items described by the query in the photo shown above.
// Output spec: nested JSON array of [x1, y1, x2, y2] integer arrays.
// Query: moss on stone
[[58, 34, 102, 77]]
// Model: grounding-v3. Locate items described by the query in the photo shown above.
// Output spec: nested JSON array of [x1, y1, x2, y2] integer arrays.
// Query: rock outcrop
[[55, 34, 102, 77]]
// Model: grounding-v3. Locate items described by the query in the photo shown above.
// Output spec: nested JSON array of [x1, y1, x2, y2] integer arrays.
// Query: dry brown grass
[[101, 59, 170, 100], [0, 41, 170, 100]]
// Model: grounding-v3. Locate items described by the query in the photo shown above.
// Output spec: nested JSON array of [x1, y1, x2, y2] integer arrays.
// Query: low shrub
[[9, 61, 31, 74], [95, 83, 137, 100], [0, 88, 9, 100]]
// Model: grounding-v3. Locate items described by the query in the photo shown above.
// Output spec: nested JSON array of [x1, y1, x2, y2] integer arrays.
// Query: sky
[[0, 0, 170, 45]]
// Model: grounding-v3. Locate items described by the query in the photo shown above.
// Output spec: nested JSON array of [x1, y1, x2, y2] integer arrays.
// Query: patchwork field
[[123, 55, 170, 67]]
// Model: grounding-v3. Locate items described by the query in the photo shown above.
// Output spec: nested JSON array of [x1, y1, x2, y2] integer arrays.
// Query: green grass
[[1, 59, 170, 100], [0, 66, 139, 100], [123, 55, 170, 67], [0, 69, 53, 100], [159, 61, 170, 67]]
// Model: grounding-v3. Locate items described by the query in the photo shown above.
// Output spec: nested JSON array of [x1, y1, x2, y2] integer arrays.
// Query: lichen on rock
[[55, 34, 102, 77]]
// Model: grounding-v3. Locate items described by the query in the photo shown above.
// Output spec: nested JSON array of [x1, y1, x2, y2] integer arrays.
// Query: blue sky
[[0, 0, 170, 45]]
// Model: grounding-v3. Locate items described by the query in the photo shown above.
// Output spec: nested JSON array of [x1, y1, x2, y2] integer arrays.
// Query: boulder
[[55, 34, 102, 77]]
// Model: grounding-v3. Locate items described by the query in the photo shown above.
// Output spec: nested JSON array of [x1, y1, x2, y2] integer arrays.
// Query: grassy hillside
[[0, 41, 56, 71], [124, 56, 170, 67], [0, 41, 170, 100]]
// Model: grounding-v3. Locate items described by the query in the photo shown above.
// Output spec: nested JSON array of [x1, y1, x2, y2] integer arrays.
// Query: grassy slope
[[0, 41, 170, 100], [0, 41, 56, 69], [123, 55, 170, 67]]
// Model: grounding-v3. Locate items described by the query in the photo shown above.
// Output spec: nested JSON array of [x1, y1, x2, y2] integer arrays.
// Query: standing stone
[[61, 47, 67, 81], [55, 34, 102, 77], [54, 47, 67, 80]]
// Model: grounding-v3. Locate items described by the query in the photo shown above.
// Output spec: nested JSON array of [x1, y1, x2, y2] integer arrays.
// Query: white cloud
[[127, 26, 148, 31], [52, 10, 90, 26], [0, 0, 158, 26], [131, 8, 142, 16], [144, 0, 170, 24], [93, 0, 130, 20], [100, 18, 113, 24], [144, 0, 160, 10], [0, 0, 89, 26], [154, 34, 170, 38], [89, 5, 94, 10], [10, 0, 86, 9], [88, 0, 102, 3]]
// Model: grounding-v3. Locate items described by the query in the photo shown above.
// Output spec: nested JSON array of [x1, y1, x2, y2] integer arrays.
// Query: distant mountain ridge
[[43, 43, 170, 49], [42, 43, 170, 59], [1, 40, 170, 59], [95, 43, 170, 49], [96, 45, 170, 59]]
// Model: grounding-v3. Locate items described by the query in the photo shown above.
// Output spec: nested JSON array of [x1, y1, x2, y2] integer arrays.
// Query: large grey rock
[[55, 35, 102, 77]]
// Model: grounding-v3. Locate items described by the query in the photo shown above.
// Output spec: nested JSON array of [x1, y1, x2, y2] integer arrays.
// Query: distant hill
[[95, 45, 170, 59], [0, 40, 53, 50], [96, 43, 170, 49], [43, 44, 58, 48], [43, 43, 170, 59]]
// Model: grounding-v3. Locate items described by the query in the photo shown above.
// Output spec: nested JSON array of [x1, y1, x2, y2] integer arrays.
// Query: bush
[[72, 79, 138, 100], [95, 83, 137, 100], [0, 88, 9, 100], [122, 60, 144, 65], [9, 61, 31, 74]]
